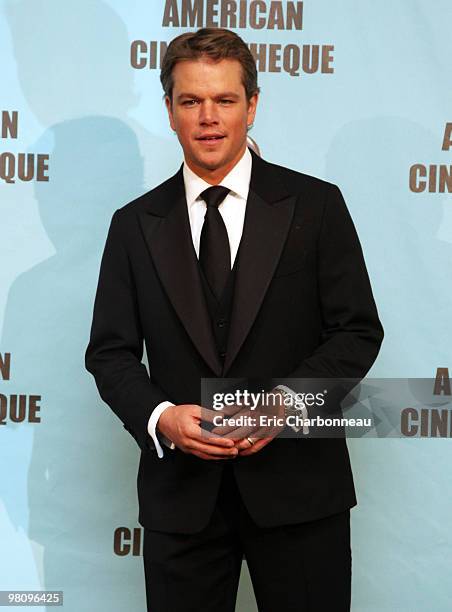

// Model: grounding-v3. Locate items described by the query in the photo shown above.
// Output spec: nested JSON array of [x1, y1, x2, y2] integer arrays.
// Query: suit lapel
[[223, 150, 296, 373], [137, 150, 296, 377], [138, 167, 222, 376]]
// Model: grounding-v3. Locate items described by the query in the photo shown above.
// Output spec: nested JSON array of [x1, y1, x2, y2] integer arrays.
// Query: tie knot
[[200, 185, 230, 209]]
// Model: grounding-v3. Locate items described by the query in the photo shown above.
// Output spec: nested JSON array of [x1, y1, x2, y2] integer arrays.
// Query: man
[[85, 28, 383, 612]]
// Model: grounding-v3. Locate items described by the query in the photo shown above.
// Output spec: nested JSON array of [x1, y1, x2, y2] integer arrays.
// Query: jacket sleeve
[[274, 183, 384, 416], [296, 183, 383, 379], [85, 209, 168, 452]]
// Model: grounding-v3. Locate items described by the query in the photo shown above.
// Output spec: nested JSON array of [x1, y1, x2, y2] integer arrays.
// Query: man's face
[[165, 57, 258, 183]]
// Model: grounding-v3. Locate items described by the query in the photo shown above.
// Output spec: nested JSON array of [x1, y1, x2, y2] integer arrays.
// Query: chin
[[196, 155, 225, 170]]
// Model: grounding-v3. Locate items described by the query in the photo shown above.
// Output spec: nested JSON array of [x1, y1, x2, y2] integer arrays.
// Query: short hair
[[161, 28, 260, 103]]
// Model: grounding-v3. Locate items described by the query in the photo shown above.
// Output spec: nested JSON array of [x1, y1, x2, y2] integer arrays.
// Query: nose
[[199, 100, 219, 125]]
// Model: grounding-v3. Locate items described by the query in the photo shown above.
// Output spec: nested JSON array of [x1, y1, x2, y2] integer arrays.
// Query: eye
[[219, 99, 233, 105], [182, 99, 198, 106]]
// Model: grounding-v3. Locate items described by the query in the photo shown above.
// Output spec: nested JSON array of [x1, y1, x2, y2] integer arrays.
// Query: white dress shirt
[[147, 146, 252, 458]]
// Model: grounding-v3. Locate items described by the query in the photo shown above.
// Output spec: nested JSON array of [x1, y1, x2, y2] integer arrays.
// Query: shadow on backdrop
[[3, 0, 179, 609], [325, 117, 452, 612]]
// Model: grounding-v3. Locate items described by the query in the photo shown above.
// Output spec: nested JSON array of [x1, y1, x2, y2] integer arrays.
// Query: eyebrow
[[176, 92, 240, 101]]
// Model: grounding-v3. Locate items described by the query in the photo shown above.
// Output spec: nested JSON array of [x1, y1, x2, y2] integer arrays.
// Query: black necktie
[[199, 185, 231, 300]]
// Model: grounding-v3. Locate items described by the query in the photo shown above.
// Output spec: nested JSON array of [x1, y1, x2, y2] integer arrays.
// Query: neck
[[186, 145, 247, 185]]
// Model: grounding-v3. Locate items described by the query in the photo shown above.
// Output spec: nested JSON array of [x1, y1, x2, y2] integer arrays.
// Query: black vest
[[198, 255, 238, 366]]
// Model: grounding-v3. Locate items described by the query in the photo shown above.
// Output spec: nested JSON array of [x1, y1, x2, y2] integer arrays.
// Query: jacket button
[[217, 319, 226, 328], [219, 351, 226, 359]]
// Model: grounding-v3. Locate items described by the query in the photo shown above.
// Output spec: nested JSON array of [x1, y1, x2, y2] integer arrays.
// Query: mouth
[[196, 135, 226, 144]]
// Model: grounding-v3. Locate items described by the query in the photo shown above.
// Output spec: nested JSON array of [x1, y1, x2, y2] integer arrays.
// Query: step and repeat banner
[[1, 1, 451, 610]]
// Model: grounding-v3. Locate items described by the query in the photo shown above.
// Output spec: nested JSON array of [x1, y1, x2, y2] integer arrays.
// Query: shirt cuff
[[147, 401, 176, 458]]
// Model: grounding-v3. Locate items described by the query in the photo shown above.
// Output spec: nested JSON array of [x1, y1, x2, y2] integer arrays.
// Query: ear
[[246, 92, 259, 129], [165, 95, 176, 131]]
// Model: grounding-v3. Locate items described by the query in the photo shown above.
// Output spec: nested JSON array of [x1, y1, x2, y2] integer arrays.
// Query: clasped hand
[[157, 391, 285, 460]]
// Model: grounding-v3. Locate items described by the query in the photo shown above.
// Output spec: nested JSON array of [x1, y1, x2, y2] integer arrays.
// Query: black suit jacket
[[85, 148, 383, 534]]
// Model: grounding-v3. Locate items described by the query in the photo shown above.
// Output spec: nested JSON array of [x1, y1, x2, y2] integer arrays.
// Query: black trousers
[[143, 464, 351, 612]]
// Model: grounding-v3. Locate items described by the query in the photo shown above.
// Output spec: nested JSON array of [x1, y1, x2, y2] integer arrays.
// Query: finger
[[230, 435, 257, 452], [209, 409, 259, 434], [220, 403, 249, 417], [185, 424, 236, 447], [201, 403, 249, 422], [189, 405, 202, 419], [200, 407, 221, 424], [211, 425, 255, 438], [215, 424, 260, 438], [243, 424, 280, 441], [238, 442, 265, 456], [195, 431, 237, 447], [234, 437, 256, 451], [210, 415, 262, 437], [238, 437, 273, 456]]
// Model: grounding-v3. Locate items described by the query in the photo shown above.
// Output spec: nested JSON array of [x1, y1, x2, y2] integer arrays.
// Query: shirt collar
[[183, 146, 252, 208]]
